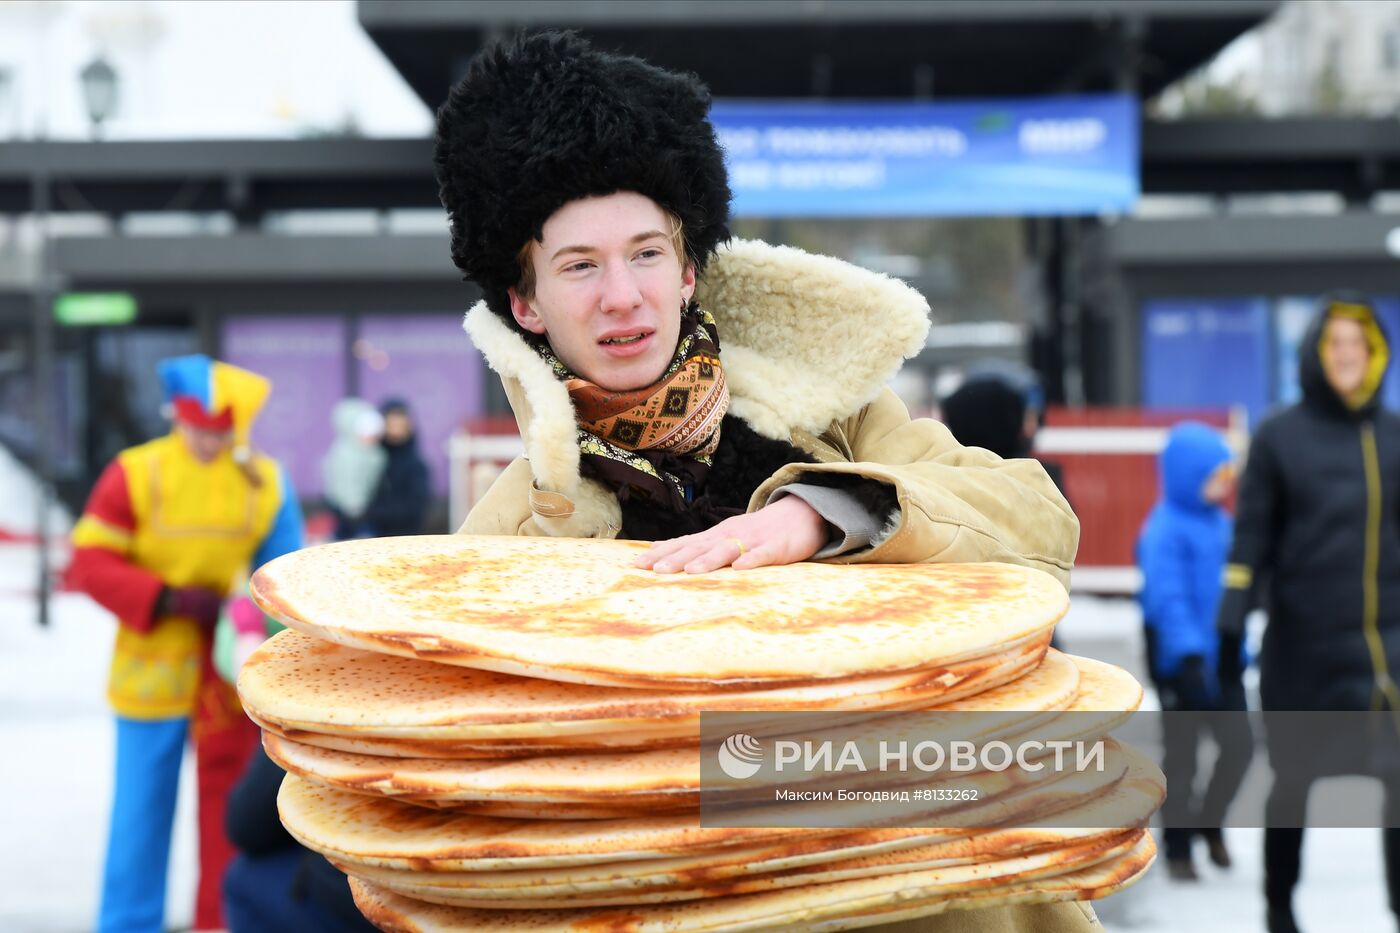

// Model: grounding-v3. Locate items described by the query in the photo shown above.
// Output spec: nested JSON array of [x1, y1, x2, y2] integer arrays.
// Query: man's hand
[[636, 496, 829, 574]]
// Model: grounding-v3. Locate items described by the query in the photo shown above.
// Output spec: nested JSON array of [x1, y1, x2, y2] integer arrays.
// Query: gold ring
[[727, 537, 747, 557]]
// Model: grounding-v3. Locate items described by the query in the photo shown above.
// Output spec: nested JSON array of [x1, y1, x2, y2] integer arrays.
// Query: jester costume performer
[[69, 355, 303, 933]]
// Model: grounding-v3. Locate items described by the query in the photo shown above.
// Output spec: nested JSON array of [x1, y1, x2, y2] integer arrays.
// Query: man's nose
[[598, 261, 643, 313]]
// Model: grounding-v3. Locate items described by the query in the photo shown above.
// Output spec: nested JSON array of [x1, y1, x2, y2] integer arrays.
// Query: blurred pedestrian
[[940, 372, 1068, 648], [221, 746, 380, 933], [1217, 295, 1400, 933], [212, 590, 280, 686], [321, 398, 386, 540], [68, 354, 303, 933], [211, 595, 376, 933], [1137, 421, 1252, 881], [940, 365, 1068, 499], [362, 398, 429, 536]]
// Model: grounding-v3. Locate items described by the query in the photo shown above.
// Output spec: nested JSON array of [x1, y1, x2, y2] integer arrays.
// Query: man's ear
[[508, 287, 548, 335], [680, 263, 697, 304]]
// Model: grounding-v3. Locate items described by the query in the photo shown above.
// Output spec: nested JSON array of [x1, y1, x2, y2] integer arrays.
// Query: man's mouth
[[601, 334, 647, 345]]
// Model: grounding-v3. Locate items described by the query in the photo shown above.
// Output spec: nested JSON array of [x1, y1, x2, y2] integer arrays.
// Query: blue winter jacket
[[1136, 422, 1233, 686]]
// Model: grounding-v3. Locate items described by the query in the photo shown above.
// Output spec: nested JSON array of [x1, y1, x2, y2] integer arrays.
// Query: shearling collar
[[463, 238, 931, 493]]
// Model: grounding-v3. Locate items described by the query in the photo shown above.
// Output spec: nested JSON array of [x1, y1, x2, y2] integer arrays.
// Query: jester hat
[[156, 354, 270, 454]]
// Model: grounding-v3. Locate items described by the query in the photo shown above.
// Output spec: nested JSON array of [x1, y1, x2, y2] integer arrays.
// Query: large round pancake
[[897, 656, 1140, 777], [332, 744, 1161, 902], [438, 765, 1155, 898], [240, 627, 1049, 745], [250, 536, 1068, 687], [1062, 654, 1143, 712], [276, 736, 1130, 876], [278, 775, 852, 871], [266, 732, 705, 807], [260, 650, 1080, 808], [360, 831, 1143, 909], [894, 653, 1144, 783], [250, 709, 700, 759], [385, 800, 674, 820], [254, 647, 1128, 764], [345, 835, 1155, 931], [810, 835, 1154, 931]]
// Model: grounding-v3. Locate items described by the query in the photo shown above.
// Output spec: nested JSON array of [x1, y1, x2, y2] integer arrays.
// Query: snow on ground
[[0, 554, 1393, 931], [0, 445, 72, 539], [1059, 597, 1393, 931], [0, 544, 199, 932]]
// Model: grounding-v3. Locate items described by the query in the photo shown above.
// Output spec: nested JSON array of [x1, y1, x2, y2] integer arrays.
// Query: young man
[[1219, 296, 1400, 933], [436, 32, 1085, 931], [1137, 421, 1251, 881], [68, 355, 303, 933]]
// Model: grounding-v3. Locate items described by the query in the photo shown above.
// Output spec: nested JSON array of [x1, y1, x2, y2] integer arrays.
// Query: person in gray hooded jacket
[[321, 398, 385, 540]]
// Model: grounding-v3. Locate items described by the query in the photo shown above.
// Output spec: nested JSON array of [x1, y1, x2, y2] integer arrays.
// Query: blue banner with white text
[[711, 95, 1138, 217]]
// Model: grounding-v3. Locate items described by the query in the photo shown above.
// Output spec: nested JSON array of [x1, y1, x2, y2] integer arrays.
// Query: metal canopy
[[1101, 211, 1400, 266], [49, 207, 1400, 290], [359, 0, 1277, 106], [1142, 119, 1400, 201], [0, 138, 438, 217], [1091, 211, 1400, 295], [4, 116, 1398, 218], [51, 233, 455, 284]]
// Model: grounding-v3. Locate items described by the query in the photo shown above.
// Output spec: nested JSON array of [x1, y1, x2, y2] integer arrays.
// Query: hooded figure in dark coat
[[363, 399, 430, 537], [940, 370, 1067, 499], [1218, 294, 1400, 933]]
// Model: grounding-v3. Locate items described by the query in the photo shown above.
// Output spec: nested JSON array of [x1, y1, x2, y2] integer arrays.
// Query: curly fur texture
[[433, 31, 732, 324], [693, 238, 931, 438]]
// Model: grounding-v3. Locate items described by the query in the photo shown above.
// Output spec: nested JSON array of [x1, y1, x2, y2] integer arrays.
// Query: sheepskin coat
[[459, 238, 1077, 591]]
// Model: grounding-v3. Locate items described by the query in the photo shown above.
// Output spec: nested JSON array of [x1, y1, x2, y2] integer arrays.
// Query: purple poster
[[221, 316, 347, 499], [356, 314, 484, 496]]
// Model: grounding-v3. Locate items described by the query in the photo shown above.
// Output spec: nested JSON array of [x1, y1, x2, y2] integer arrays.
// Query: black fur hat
[[433, 31, 732, 323]]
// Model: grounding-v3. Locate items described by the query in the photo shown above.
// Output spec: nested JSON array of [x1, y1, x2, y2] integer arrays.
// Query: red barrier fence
[[1036, 407, 1244, 592]]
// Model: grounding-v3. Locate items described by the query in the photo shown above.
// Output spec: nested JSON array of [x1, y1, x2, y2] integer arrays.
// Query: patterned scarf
[[533, 306, 729, 511]]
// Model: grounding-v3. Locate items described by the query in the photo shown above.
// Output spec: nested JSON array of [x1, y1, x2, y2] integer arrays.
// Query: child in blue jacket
[[1137, 421, 1253, 881]]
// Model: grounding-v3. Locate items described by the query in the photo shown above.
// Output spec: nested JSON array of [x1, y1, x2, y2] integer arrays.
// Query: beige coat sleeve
[[458, 458, 543, 536], [458, 457, 622, 539], [750, 388, 1078, 589]]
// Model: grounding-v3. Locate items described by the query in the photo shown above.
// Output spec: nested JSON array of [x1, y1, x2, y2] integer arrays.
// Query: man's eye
[[636, 248, 663, 260], [563, 261, 593, 273]]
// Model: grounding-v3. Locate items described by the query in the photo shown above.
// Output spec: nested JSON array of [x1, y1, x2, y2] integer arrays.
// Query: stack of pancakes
[[244, 535, 1158, 931]]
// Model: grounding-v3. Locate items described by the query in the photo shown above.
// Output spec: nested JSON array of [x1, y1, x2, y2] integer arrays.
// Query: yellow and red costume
[[69, 355, 303, 932]]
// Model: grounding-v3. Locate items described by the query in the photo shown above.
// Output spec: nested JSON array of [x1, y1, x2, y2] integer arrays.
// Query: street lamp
[[79, 54, 118, 139]]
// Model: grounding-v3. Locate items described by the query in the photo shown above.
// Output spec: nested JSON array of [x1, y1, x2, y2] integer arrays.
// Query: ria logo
[[717, 733, 764, 780]]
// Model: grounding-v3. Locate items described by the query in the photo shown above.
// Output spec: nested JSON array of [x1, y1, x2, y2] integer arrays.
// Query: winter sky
[[0, 0, 433, 141]]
